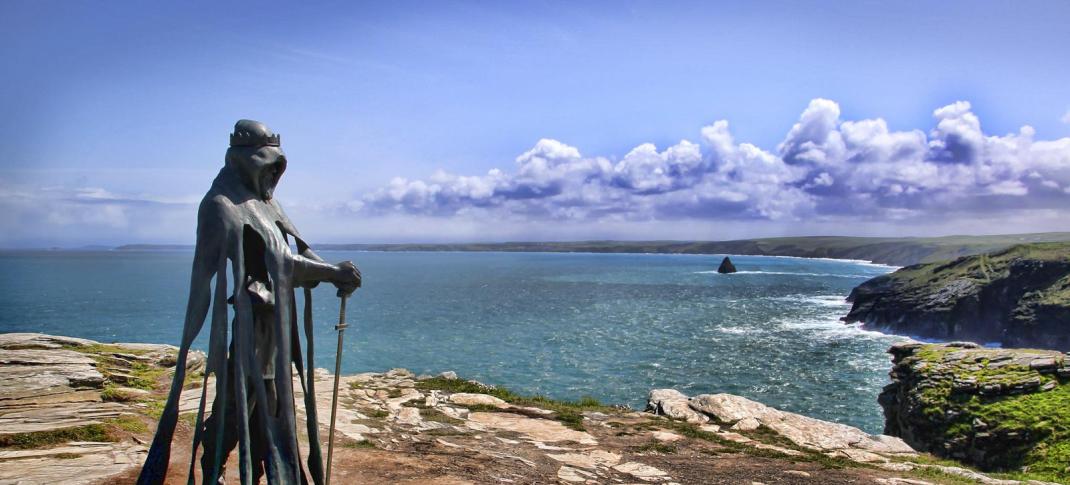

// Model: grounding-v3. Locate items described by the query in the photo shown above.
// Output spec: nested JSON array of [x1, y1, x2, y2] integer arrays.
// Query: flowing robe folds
[[138, 162, 328, 485]]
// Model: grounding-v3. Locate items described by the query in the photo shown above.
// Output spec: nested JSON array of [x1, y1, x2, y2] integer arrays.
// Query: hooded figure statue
[[137, 120, 361, 485]]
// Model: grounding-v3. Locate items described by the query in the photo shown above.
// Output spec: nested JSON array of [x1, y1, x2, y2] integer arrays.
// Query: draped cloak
[[137, 160, 326, 485]]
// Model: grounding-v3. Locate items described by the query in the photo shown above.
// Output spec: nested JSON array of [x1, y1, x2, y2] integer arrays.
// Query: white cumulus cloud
[[357, 98, 1070, 226]]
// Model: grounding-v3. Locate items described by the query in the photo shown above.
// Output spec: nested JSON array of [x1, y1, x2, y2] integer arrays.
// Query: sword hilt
[[335, 292, 348, 330]]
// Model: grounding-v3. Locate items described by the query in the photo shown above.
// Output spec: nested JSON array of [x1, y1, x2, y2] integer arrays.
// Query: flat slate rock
[[0, 333, 201, 485]]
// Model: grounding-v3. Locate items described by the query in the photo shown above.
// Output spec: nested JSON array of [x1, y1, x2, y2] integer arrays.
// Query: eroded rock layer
[[881, 341, 1070, 478], [844, 242, 1070, 351]]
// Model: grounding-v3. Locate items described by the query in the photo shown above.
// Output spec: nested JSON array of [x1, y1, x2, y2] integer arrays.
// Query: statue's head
[[225, 119, 286, 201]]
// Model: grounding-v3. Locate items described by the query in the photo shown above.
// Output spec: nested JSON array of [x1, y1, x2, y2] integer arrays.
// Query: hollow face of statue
[[137, 120, 361, 485]]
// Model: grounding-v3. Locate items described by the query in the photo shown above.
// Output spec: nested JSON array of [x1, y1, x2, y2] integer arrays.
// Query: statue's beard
[[260, 171, 276, 200], [257, 162, 284, 201]]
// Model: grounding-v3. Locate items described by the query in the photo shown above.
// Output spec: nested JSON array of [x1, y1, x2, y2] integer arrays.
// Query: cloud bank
[[3, 99, 1069, 246], [358, 99, 1070, 226]]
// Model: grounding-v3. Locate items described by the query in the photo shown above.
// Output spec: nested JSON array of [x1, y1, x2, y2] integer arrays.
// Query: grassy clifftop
[[881, 341, 1070, 483], [845, 242, 1070, 350]]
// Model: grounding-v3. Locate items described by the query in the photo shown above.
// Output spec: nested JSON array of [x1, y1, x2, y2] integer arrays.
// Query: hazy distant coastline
[[113, 232, 1070, 266]]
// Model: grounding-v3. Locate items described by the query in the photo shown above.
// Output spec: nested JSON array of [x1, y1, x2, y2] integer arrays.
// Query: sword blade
[[325, 294, 348, 485]]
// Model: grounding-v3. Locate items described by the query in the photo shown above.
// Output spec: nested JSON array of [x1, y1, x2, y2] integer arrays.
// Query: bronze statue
[[138, 120, 361, 485]]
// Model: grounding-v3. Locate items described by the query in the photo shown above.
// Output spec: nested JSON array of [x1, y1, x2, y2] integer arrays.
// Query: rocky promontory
[[844, 243, 1070, 351], [880, 341, 1069, 482], [0, 332, 204, 484], [3, 332, 1063, 484]]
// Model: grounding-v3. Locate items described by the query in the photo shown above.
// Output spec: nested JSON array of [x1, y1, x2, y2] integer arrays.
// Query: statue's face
[[230, 146, 287, 201], [252, 146, 286, 200]]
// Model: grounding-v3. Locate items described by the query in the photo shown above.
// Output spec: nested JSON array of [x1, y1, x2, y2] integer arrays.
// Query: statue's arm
[[292, 254, 339, 283], [273, 199, 361, 294]]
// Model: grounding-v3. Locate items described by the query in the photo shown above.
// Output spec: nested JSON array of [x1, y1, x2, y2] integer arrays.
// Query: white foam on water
[[716, 325, 763, 335], [769, 294, 850, 307], [761, 254, 903, 269], [759, 254, 901, 270], [777, 313, 894, 341], [694, 270, 864, 278]]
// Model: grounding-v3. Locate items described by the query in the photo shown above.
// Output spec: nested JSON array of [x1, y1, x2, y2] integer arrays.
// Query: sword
[[325, 290, 349, 485]]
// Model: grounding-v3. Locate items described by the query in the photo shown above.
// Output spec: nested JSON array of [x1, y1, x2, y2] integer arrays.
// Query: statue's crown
[[229, 119, 281, 147], [230, 131, 280, 147]]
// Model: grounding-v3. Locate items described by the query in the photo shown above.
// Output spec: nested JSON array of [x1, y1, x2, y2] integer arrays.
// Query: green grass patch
[[420, 408, 463, 425], [553, 409, 586, 431], [107, 415, 148, 434], [0, 425, 114, 449], [907, 465, 987, 485], [64, 342, 170, 391], [100, 384, 134, 402], [364, 409, 389, 419], [124, 361, 167, 390], [342, 439, 376, 449], [906, 343, 1070, 483], [180, 413, 200, 427], [634, 440, 677, 454], [63, 343, 151, 356], [144, 400, 166, 419], [421, 427, 466, 436], [415, 376, 619, 431], [183, 370, 205, 388], [656, 418, 864, 470]]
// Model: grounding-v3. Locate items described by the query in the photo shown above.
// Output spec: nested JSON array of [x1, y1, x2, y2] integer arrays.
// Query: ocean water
[[0, 250, 904, 433]]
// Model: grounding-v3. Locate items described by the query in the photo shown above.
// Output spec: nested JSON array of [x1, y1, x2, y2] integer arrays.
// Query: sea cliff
[[844, 242, 1070, 351], [881, 341, 1070, 483]]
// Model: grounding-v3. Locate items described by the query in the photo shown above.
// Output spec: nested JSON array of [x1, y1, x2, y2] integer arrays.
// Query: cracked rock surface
[[3, 333, 1055, 485]]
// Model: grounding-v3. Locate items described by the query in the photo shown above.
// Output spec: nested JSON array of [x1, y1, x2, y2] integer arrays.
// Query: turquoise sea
[[0, 250, 903, 433]]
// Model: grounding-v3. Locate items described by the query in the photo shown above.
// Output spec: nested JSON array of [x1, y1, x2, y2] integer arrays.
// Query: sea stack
[[717, 256, 737, 274]]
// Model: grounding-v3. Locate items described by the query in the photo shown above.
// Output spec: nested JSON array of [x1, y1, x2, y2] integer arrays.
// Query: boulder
[[646, 389, 708, 424], [449, 393, 508, 408], [717, 256, 737, 274], [687, 393, 914, 454]]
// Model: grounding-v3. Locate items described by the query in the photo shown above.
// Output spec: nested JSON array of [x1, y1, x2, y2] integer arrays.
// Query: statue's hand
[[332, 260, 361, 296]]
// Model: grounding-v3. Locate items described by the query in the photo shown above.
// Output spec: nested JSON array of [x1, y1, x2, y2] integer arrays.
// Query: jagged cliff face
[[880, 341, 1070, 481], [844, 242, 1070, 351]]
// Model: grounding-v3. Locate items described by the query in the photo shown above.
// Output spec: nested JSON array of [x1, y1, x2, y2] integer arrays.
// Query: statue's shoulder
[[197, 192, 242, 229], [199, 192, 234, 213]]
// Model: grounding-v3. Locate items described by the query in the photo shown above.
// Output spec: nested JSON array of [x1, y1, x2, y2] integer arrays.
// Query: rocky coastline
[[844, 243, 1070, 351], [880, 341, 1069, 482], [1, 332, 1065, 484]]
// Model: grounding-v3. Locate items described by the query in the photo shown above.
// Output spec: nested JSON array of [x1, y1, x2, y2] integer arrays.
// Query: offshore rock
[[717, 256, 738, 274], [843, 243, 1070, 351], [880, 342, 1070, 475]]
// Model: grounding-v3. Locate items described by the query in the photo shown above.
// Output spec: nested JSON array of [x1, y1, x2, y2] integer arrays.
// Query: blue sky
[[2, 1, 1069, 246]]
